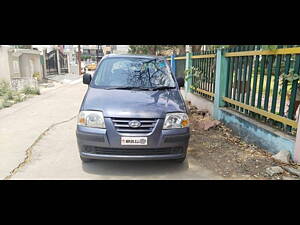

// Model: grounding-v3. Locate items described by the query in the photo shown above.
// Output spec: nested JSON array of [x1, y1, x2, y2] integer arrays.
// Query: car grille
[[111, 118, 158, 134], [83, 146, 183, 156]]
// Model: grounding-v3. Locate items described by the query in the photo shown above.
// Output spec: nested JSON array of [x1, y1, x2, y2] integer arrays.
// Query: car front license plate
[[121, 137, 148, 145]]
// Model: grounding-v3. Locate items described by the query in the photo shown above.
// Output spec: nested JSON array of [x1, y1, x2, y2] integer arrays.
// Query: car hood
[[81, 87, 186, 118]]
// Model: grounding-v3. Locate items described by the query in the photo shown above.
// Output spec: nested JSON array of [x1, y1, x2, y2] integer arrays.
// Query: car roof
[[102, 54, 166, 60]]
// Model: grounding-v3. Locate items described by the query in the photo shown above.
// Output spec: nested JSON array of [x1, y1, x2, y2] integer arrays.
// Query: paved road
[[0, 79, 85, 179], [1, 81, 222, 180]]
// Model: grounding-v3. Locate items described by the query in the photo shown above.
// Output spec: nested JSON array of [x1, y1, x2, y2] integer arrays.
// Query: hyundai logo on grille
[[128, 120, 141, 128]]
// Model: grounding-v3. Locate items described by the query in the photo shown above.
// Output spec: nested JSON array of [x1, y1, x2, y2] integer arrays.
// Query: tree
[[129, 45, 186, 56], [191, 45, 203, 52], [209, 45, 279, 50], [128, 45, 158, 55], [128, 45, 282, 56]]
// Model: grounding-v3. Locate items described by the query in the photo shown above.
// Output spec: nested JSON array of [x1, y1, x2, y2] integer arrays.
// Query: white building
[[111, 45, 129, 54], [0, 45, 42, 90], [32, 45, 56, 52], [100, 45, 129, 55]]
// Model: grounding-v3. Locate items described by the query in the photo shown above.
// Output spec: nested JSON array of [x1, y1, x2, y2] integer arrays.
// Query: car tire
[[80, 156, 93, 163]]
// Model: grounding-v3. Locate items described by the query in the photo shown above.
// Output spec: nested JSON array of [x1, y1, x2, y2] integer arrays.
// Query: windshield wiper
[[104, 86, 150, 90], [150, 86, 176, 91], [104, 86, 176, 91]]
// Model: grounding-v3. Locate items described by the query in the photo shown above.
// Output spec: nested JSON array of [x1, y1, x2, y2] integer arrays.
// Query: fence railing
[[167, 54, 186, 78], [190, 51, 216, 101], [224, 46, 299, 135], [167, 51, 217, 101], [167, 45, 300, 136]]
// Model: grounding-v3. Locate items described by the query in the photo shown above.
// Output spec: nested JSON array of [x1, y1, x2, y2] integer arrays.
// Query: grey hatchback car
[[76, 54, 190, 163]]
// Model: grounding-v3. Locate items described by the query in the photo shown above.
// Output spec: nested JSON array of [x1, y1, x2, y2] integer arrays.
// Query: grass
[[22, 86, 40, 95], [0, 80, 40, 110], [0, 80, 10, 97]]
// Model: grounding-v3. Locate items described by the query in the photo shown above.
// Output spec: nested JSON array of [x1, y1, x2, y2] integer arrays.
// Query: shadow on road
[[81, 159, 189, 178]]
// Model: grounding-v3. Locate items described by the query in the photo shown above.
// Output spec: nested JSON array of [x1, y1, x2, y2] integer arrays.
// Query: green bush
[[13, 93, 23, 102], [22, 86, 40, 95], [3, 100, 13, 107], [0, 81, 18, 101], [0, 99, 4, 109], [6, 89, 14, 100], [33, 72, 41, 81], [0, 80, 10, 96], [0, 81, 41, 110]]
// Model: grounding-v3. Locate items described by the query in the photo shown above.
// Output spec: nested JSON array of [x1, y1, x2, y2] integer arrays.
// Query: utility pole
[[78, 45, 81, 76], [97, 45, 99, 64], [56, 48, 61, 75], [186, 45, 192, 53]]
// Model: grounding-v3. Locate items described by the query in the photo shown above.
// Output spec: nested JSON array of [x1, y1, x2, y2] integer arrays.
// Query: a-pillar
[[170, 54, 176, 76]]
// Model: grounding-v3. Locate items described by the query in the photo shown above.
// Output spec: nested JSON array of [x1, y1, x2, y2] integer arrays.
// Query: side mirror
[[83, 73, 92, 85], [176, 77, 184, 88]]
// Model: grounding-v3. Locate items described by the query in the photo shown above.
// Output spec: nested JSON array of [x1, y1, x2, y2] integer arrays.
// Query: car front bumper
[[76, 118, 190, 160]]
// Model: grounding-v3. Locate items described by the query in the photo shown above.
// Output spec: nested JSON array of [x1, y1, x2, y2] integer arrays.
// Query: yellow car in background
[[86, 63, 97, 71]]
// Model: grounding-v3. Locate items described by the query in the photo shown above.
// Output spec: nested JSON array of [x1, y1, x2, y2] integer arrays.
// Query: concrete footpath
[[0, 78, 87, 179], [10, 116, 221, 180]]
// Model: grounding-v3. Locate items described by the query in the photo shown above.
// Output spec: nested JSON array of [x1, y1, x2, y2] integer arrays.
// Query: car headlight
[[163, 113, 189, 129], [77, 111, 106, 128]]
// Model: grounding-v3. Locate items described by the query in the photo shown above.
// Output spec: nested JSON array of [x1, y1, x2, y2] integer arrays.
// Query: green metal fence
[[223, 45, 300, 136], [173, 54, 186, 79], [168, 45, 299, 136], [190, 50, 217, 101]]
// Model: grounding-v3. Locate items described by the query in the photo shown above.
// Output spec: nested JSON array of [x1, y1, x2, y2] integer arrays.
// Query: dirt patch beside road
[[188, 110, 300, 180]]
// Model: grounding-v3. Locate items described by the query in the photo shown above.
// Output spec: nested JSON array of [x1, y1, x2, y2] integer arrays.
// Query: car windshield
[[91, 57, 176, 89]]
